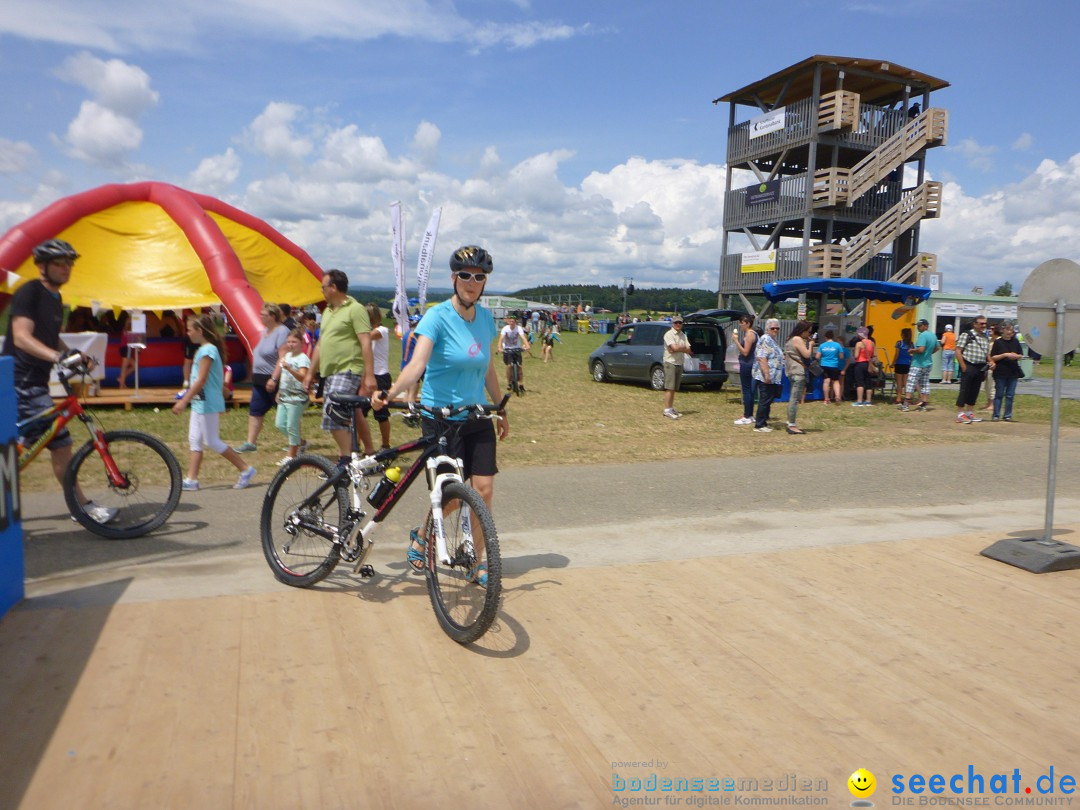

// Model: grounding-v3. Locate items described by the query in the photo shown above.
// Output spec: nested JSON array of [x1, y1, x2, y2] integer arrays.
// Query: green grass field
[[18, 327, 1080, 491]]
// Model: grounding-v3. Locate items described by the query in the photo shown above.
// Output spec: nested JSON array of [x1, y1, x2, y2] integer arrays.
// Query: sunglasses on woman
[[454, 271, 488, 282]]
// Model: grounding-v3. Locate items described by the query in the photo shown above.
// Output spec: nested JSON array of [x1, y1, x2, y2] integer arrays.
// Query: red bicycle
[[17, 352, 182, 539]]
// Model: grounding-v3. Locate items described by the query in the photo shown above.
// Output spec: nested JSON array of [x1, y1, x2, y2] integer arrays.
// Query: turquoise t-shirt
[[190, 343, 225, 414], [818, 340, 842, 368], [911, 331, 939, 369], [415, 299, 497, 415]]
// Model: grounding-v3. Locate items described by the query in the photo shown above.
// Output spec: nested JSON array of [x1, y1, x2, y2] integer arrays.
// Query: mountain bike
[[260, 394, 509, 644], [505, 347, 524, 396], [17, 351, 182, 539]]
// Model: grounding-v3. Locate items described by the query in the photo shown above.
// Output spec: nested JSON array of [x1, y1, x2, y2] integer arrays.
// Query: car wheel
[[591, 359, 609, 382], [649, 365, 665, 391]]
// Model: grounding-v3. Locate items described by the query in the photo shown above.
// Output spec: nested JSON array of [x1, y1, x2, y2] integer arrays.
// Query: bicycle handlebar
[[334, 394, 510, 420]]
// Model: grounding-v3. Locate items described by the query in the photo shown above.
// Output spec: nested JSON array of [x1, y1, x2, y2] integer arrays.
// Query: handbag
[[807, 359, 822, 376]]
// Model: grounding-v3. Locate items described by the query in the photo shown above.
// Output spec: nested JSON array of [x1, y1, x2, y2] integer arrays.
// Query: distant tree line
[[511, 284, 719, 314]]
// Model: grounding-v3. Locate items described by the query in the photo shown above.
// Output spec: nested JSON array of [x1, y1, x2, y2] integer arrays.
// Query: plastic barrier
[[0, 356, 24, 617]]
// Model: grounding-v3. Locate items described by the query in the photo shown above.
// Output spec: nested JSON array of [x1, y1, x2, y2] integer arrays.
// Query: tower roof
[[715, 55, 949, 108]]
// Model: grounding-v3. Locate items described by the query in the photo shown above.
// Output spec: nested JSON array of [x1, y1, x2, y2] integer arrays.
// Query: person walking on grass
[[662, 314, 691, 419], [990, 321, 1024, 422], [732, 313, 758, 425], [359, 303, 393, 450], [173, 315, 256, 491], [752, 318, 783, 432], [783, 321, 814, 435], [954, 316, 991, 424], [899, 319, 938, 412], [304, 269, 376, 465], [815, 330, 843, 405], [234, 303, 288, 453], [273, 328, 311, 464]]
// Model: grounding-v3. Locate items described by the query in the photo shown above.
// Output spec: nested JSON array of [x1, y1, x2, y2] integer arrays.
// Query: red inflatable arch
[[0, 182, 324, 356]]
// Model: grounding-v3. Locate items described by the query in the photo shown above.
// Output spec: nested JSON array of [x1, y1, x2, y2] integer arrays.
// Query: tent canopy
[[0, 182, 324, 354], [762, 278, 932, 304]]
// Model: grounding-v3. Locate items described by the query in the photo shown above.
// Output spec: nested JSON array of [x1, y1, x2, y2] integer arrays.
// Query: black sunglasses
[[454, 271, 488, 282]]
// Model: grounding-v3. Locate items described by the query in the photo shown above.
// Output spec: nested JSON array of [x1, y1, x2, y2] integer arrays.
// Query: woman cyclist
[[373, 246, 509, 585]]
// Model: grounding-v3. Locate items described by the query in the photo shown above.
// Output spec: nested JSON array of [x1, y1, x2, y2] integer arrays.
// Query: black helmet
[[32, 239, 79, 264], [449, 245, 492, 275]]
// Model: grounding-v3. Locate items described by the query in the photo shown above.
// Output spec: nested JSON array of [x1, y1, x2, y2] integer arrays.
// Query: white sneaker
[[82, 501, 119, 524], [663, 408, 680, 420], [234, 466, 257, 489], [753, 425, 773, 433], [733, 417, 753, 425], [276, 456, 294, 467], [182, 478, 199, 491]]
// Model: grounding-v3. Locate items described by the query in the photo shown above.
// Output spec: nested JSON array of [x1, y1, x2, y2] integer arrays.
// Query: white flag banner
[[390, 202, 407, 328], [415, 207, 441, 315]]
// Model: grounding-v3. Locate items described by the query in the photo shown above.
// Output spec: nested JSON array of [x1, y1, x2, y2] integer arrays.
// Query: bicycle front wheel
[[424, 481, 502, 644], [260, 454, 346, 587], [64, 430, 182, 540]]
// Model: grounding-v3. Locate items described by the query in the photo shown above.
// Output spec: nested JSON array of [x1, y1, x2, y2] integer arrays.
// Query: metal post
[[1044, 298, 1066, 542]]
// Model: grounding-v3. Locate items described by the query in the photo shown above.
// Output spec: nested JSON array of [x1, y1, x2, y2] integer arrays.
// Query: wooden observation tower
[[714, 55, 949, 309]]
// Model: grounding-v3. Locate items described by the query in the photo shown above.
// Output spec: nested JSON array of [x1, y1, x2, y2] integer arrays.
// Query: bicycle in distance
[[505, 347, 524, 396], [260, 393, 509, 644], [17, 351, 182, 539]]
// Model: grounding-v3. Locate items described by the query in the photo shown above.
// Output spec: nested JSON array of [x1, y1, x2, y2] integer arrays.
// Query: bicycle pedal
[[357, 564, 375, 578]]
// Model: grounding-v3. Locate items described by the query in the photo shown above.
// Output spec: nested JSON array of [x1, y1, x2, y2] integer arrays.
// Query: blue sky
[[1, 0, 1078, 295]]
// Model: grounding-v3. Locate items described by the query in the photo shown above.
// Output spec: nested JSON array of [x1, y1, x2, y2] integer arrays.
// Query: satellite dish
[[1017, 258, 1080, 356]]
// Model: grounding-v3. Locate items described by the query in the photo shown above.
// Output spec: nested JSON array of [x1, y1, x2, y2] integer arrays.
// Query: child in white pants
[[173, 314, 255, 491]]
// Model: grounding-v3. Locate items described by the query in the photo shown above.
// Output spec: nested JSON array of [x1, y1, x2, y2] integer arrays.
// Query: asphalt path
[[19, 424, 1080, 608]]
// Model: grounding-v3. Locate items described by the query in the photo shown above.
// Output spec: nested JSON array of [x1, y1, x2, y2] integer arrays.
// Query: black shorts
[[823, 367, 841, 381], [422, 416, 497, 480], [853, 361, 871, 388], [893, 363, 911, 374], [119, 345, 130, 359], [502, 350, 523, 366]]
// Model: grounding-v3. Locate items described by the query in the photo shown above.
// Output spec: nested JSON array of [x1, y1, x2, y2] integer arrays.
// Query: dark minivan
[[588, 310, 742, 391]]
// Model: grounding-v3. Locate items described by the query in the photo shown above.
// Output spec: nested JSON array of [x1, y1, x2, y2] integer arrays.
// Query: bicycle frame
[[288, 398, 506, 569], [16, 369, 128, 488]]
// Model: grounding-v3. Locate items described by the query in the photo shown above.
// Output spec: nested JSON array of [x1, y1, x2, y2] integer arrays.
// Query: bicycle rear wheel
[[260, 454, 345, 587], [64, 430, 182, 539], [510, 361, 521, 396], [424, 481, 502, 644]]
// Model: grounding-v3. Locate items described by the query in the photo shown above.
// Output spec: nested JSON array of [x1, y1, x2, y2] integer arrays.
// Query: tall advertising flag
[[416, 207, 441, 315], [390, 202, 407, 332]]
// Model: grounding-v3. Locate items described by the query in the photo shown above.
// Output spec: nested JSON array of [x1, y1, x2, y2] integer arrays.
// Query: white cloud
[[0, 0, 589, 54], [921, 154, 1080, 292], [244, 102, 313, 162], [410, 121, 441, 168], [188, 148, 242, 195], [54, 52, 158, 167], [62, 101, 145, 165], [1012, 132, 1034, 151], [950, 137, 998, 172], [0, 139, 36, 173]]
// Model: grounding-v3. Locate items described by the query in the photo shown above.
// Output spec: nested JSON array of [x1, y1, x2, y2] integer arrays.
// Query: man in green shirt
[[305, 269, 376, 460], [899, 318, 939, 412]]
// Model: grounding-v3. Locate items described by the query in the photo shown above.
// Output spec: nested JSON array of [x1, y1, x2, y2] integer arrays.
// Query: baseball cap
[[916, 318, 929, 326], [672, 314, 684, 322]]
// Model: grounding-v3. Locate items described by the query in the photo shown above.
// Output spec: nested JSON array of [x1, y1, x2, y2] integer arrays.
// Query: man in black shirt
[[3, 239, 116, 523]]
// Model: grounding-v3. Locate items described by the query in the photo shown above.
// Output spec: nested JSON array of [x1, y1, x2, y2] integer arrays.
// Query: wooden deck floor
[[3, 529, 1079, 809]]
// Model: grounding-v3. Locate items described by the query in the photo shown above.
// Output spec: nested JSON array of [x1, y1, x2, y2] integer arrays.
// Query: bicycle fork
[[425, 454, 472, 566]]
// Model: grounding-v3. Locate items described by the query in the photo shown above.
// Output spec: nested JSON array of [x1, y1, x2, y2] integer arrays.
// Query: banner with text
[[741, 250, 777, 274], [390, 202, 407, 329], [416, 207, 441, 316]]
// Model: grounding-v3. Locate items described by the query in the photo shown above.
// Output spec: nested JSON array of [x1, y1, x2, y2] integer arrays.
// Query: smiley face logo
[[848, 768, 876, 798]]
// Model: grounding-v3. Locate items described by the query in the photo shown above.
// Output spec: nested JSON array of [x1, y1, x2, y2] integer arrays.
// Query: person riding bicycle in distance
[[2, 239, 116, 523], [373, 245, 509, 585], [499, 314, 530, 392]]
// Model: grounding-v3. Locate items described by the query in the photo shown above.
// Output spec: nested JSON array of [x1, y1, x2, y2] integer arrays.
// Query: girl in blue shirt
[[173, 315, 256, 491]]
